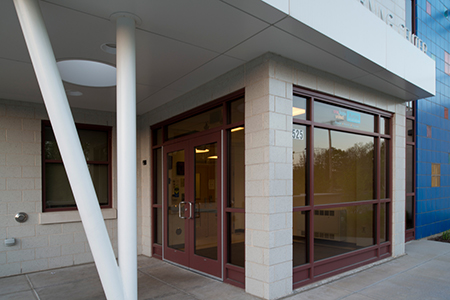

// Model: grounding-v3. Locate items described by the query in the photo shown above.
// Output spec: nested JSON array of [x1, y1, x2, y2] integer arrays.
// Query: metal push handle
[[188, 202, 194, 219], [178, 201, 187, 219]]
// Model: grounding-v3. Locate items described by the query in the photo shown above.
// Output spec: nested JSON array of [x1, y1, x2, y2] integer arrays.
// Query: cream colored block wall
[[0, 99, 118, 277], [138, 117, 151, 257], [244, 57, 293, 300]]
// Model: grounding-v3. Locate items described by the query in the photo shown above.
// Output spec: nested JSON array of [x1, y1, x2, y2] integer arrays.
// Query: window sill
[[39, 208, 117, 225]]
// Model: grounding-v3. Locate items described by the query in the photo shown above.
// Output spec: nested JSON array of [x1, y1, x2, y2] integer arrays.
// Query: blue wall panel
[[416, 0, 450, 239]]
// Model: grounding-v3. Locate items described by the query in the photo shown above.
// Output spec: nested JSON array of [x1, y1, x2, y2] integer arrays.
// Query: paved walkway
[[1, 239, 450, 299]]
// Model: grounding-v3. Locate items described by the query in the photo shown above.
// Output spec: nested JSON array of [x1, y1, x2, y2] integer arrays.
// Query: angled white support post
[[13, 0, 124, 299], [112, 12, 140, 300]]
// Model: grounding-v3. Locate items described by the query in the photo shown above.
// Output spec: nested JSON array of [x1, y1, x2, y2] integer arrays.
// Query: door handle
[[187, 202, 194, 219], [178, 201, 187, 219]]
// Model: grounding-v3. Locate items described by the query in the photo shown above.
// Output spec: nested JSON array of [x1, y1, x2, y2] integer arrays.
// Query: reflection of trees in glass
[[314, 140, 374, 204], [293, 150, 307, 193], [45, 141, 59, 160], [293, 149, 307, 206], [380, 140, 387, 198]]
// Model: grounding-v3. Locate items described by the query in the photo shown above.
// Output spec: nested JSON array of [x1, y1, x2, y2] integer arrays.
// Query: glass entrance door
[[164, 132, 222, 278]]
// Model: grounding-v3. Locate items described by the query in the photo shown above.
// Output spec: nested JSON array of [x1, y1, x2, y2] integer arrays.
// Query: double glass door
[[164, 132, 222, 278]]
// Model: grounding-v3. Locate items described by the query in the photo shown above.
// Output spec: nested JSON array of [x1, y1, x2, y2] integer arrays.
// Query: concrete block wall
[[244, 57, 293, 300], [137, 118, 151, 257], [0, 99, 118, 277]]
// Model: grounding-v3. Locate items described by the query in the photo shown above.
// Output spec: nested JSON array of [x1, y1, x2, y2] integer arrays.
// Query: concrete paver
[[0, 240, 449, 299], [0, 276, 31, 296]]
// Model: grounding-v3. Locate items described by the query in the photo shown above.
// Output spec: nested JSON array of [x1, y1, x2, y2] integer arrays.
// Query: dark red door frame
[[163, 131, 222, 278]]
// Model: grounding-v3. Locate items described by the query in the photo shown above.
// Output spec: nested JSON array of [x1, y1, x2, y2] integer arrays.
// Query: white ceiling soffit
[[0, 0, 434, 116]]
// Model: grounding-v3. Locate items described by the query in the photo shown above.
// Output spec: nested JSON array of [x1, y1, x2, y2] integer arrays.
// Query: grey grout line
[[25, 274, 41, 300], [335, 246, 450, 300], [137, 268, 202, 300]]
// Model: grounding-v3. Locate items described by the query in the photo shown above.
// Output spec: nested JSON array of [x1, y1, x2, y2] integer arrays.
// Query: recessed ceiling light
[[101, 43, 117, 55], [195, 149, 209, 153], [57, 59, 116, 87], [231, 127, 244, 132], [65, 90, 83, 96]]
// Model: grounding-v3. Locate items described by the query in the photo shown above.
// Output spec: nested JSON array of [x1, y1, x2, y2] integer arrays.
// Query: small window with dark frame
[[431, 163, 440, 187], [42, 121, 112, 211]]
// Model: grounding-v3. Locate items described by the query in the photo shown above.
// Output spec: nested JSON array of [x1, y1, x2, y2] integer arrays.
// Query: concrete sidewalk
[[1, 239, 450, 299]]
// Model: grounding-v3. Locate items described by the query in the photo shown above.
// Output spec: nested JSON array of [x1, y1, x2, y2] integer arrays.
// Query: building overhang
[[241, 0, 436, 100], [1, 0, 435, 115]]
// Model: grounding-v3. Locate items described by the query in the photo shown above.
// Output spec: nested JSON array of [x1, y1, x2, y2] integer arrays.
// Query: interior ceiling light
[[101, 43, 117, 55], [292, 107, 306, 116], [57, 59, 116, 87], [195, 149, 209, 153], [231, 127, 244, 132]]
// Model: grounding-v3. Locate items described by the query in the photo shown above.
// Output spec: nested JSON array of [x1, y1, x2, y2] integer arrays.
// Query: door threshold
[[162, 258, 223, 281]]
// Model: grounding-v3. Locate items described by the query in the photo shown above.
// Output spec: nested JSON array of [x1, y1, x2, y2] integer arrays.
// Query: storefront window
[[292, 87, 392, 285]]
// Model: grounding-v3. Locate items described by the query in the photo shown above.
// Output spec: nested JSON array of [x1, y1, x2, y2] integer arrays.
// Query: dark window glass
[[406, 119, 414, 143], [293, 211, 308, 266], [43, 123, 111, 210], [154, 207, 162, 245], [228, 98, 244, 124], [194, 142, 218, 260], [167, 149, 185, 251], [293, 124, 307, 207], [380, 117, 390, 135], [78, 130, 109, 161], [154, 148, 162, 205], [167, 106, 223, 140], [45, 128, 108, 162], [44, 127, 60, 160], [406, 145, 414, 193], [154, 128, 162, 145], [45, 164, 75, 208], [314, 204, 374, 261], [228, 128, 245, 208], [228, 212, 245, 267], [314, 128, 374, 205], [380, 139, 389, 199], [406, 101, 414, 117], [293, 96, 307, 121], [380, 203, 387, 243], [406, 196, 414, 230], [314, 101, 374, 132]]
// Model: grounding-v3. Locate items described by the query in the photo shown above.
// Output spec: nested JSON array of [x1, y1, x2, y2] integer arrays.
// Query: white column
[[13, 1, 124, 299], [113, 12, 139, 300]]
